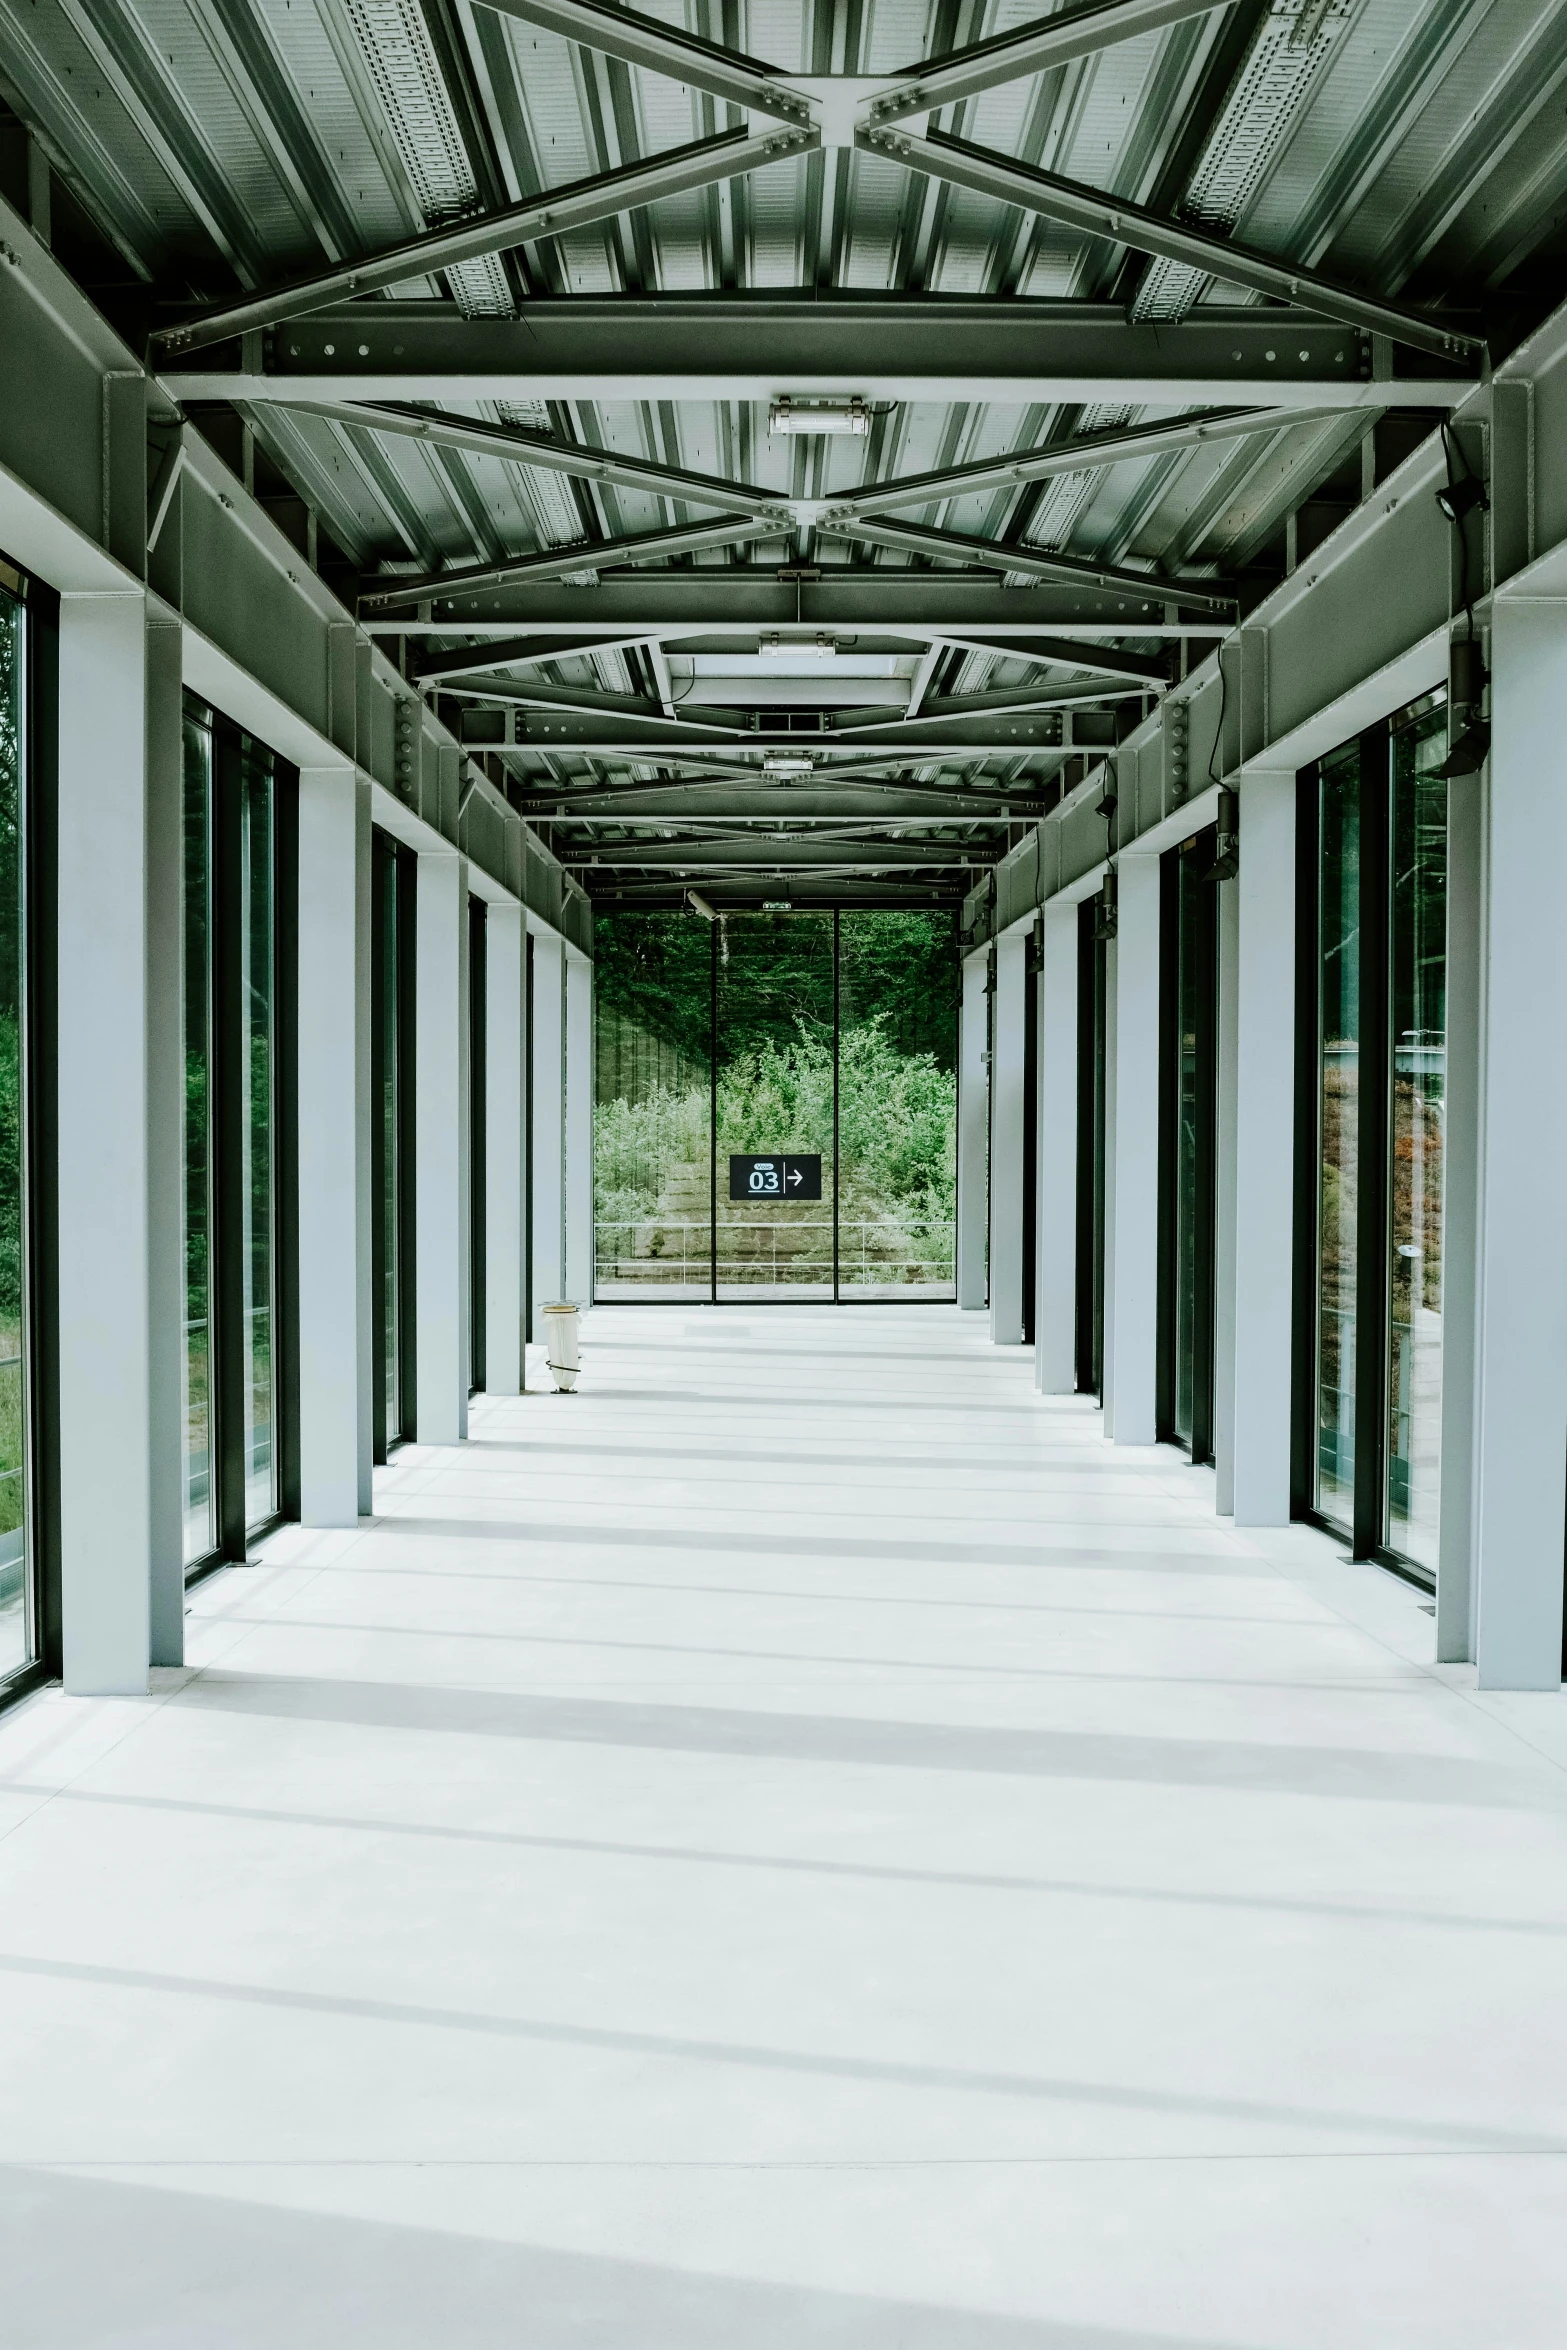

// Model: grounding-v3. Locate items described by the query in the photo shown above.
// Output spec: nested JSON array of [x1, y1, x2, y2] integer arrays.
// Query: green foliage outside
[[593, 909, 958, 1286]]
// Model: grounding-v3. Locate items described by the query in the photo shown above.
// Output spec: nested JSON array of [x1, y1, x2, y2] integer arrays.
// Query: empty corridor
[[3, 1305, 1567, 2345]]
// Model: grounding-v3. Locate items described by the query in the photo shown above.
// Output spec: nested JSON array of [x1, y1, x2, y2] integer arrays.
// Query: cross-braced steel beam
[[411, 631, 663, 680], [151, 127, 813, 357], [860, 128, 1484, 363]]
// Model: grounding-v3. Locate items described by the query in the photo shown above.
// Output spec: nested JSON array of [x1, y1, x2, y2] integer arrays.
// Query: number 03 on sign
[[729, 1154, 823, 1202]]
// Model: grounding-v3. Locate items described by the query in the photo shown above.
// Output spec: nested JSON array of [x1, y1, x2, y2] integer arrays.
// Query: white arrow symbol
[[786, 1168, 803, 1189]]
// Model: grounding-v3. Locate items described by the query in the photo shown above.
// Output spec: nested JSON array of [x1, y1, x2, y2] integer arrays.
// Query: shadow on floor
[[175, 1670, 1537, 1811], [0, 2165, 1273, 2350]]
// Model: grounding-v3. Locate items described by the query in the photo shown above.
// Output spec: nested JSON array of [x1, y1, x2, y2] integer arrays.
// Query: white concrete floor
[[4, 1304, 1567, 2346]]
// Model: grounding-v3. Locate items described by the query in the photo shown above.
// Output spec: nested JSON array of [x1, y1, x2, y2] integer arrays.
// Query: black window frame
[[1075, 899, 1107, 1398], [1156, 828, 1219, 1464], [1292, 695, 1447, 1589]]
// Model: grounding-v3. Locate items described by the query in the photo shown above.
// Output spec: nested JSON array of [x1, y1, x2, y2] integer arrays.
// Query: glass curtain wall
[[1303, 694, 1447, 1579], [1385, 708, 1448, 1574], [0, 569, 32, 1683], [183, 696, 290, 1566], [371, 829, 415, 1457], [838, 912, 958, 1297], [592, 907, 958, 1302], [1159, 830, 1219, 1460], [181, 711, 216, 1563]]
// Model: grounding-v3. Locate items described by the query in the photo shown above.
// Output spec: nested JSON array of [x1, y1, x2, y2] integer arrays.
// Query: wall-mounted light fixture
[[1208, 785, 1240, 881], [1093, 870, 1118, 942], [768, 396, 868, 436]]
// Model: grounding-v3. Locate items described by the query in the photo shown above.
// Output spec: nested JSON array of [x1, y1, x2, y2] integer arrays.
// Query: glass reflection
[[0, 583, 28, 1678], [1385, 711, 1448, 1571], [240, 744, 276, 1525], [1316, 744, 1361, 1524], [181, 712, 215, 1564]]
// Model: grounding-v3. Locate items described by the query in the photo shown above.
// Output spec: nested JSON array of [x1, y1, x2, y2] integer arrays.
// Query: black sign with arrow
[[728, 1153, 823, 1203]]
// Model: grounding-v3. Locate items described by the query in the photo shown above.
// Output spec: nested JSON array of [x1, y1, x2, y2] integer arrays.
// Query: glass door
[[837, 911, 957, 1299], [592, 906, 958, 1302], [469, 895, 487, 1390]]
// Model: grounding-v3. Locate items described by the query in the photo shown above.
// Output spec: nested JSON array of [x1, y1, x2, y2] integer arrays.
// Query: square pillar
[[483, 902, 526, 1393], [58, 594, 180, 1692], [414, 850, 469, 1445], [1212, 874, 1240, 1514], [564, 951, 593, 1305], [1036, 901, 1078, 1392], [989, 931, 1028, 1345], [529, 927, 565, 1336], [1105, 855, 1160, 1444], [146, 615, 186, 1667], [1474, 604, 1567, 1687], [1231, 775, 1296, 1526], [295, 764, 372, 1520], [956, 950, 989, 1310]]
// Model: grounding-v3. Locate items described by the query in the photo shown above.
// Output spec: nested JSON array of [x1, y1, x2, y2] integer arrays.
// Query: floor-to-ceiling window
[[183, 696, 294, 1567], [1301, 693, 1447, 1580], [181, 709, 215, 1564], [371, 828, 415, 1456], [1159, 829, 1218, 1460], [1385, 706, 1448, 1575], [0, 564, 34, 1683], [592, 907, 957, 1302]]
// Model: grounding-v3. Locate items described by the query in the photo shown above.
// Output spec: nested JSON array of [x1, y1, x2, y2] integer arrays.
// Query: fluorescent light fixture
[[759, 633, 835, 657], [763, 754, 815, 778], [769, 396, 868, 436]]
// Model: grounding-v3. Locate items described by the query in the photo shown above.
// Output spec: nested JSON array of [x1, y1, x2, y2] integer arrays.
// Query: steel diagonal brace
[[859, 0, 1236, 129], [280, 402, 790, 520], [814, 512, 1236, 616], [360, 514, 787, 613], [150, 127, 813, 359], [822, 406, 1362, 524], [861, 128, 1484, 365], [478, 0, 812, 125]]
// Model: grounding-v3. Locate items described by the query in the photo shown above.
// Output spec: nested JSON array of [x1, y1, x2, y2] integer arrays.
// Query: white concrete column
[[564, 951, 593, 1304], [1212, 874, 1240, 1514], [1474, 603, 1567, 1687], [956, 950, 989, 1309], [1436, 760, 1484, 1664], [1231, 775, 1296, 1526], [1105, 855, 1160, 1444], [145, 615, 186, 1668], [529, 926, 566, 1336], [295, 764, 372, 1519], [1036, 900, 1078, 1392], [57, 595, 158, 1690], [414, 850, 469, 1445], [989, 930, 1028, 1345], [483, 902, 525, 1393]]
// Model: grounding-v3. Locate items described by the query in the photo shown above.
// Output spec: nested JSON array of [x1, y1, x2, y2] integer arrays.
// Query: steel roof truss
[[861, 0, 1237, 130]]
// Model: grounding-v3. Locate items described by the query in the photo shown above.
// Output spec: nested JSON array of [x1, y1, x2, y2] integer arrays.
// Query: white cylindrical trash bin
[[543, 1302, 580, 1392]]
